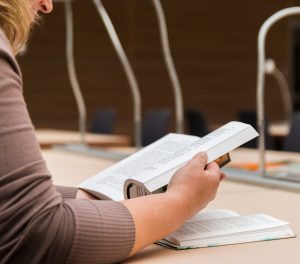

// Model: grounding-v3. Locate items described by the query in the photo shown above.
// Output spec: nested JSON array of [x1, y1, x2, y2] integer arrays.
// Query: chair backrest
[[283, 111, 300, 152], [185, 109, 209, 137], [142, 109, 171, 146], [90, 108, 117, 134], [238, 109, 274, 149]]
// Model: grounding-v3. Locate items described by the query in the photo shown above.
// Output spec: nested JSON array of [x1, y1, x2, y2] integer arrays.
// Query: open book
[[79, 121, 258, 200], [157, 209, 296, 249]]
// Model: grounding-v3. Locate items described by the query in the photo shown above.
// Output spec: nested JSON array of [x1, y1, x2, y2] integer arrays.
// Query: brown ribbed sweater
[[0, 29, 135, 264]]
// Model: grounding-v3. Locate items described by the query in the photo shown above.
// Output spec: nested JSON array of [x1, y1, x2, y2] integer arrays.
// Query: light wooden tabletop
[[44, 148, 300, 264], [35, 129, 130, 149]]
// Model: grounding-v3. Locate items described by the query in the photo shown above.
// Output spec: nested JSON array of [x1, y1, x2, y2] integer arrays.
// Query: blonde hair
[[0, 0, 35, 54]]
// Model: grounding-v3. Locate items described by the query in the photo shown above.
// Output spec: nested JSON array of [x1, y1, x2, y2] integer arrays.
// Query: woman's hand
[[166, 152, 223, 221], [123, 151, 224, 256]]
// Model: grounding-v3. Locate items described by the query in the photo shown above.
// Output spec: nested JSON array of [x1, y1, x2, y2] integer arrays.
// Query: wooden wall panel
[[17, 0, 300, 141]]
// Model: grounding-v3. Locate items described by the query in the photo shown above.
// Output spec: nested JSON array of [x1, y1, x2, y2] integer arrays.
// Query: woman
[[0, 0, 223, 263]]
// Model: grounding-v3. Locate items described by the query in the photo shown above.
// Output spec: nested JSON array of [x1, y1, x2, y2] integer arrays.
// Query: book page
[[189, 209, 240, 222], [179, 228, 295, 248], [129, 121, 258, 192], [166, 214, 289, 242], [78, 133, 200, 200]]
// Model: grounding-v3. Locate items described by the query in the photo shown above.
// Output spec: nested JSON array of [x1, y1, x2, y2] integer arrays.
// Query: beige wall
[[18, 0, 300, 140]]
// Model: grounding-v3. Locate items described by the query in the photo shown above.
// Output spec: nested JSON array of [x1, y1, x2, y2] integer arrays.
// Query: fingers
[[189, 152, 208, 168], [205, 161, 221, 177], [188, 152, 223, 181], [220, 173, 226, 181]]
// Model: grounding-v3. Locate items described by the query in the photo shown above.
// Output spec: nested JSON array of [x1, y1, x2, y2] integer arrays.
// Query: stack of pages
[[157, 209, 295, 249]]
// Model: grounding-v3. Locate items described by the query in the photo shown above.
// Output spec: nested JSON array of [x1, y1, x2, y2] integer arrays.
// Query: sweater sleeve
[[0, 30, 135, 264], [55, 185, 78, 199]]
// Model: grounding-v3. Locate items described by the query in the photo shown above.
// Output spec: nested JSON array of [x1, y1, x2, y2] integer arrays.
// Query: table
[[44, 148, 300, 264], [35, 129, 130, 149]]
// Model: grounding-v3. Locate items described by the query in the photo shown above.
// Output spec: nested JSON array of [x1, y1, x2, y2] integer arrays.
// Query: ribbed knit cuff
[[55, 185, 78, 199], [65, 199, 135, 264]]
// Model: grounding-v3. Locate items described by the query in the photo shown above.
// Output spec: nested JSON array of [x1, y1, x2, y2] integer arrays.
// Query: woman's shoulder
[[0, 29, 14, 55], [0, 28, 22, 78]]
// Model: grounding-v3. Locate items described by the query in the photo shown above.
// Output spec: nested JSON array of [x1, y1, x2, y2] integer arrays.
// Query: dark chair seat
[[283, 111, 300, 152], [90, 108, 117, 134], [238, 109, 274, 149], [185, 109, 209, 137], [142, 109, 171, 146]]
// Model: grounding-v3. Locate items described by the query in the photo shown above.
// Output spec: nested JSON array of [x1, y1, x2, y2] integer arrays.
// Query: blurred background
[[18, 0, 300, 141]]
